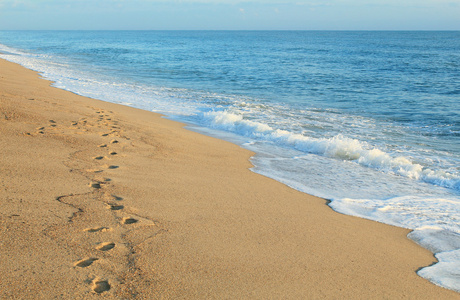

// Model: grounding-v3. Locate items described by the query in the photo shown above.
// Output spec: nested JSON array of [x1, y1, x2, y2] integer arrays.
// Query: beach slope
[[0, 58, 458, 299]]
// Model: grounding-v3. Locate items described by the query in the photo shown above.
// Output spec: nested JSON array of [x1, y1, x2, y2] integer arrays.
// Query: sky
[[0, 0, 459, 30]]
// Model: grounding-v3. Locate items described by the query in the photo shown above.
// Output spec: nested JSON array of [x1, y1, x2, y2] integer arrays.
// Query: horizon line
[[1, 29, 460, 32]]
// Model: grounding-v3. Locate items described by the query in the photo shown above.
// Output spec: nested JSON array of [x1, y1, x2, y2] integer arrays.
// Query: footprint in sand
[[96, 242, 115, 251], [109, 151, 117, 156], [86, 169, 104, 174], [48, 120, 56, 124], [101, 133, 110, 137], [107, 165, 119, 170], [107, 195, 123, 201], [110, 139, 119, 144], [84, 227, 109, 233], [93, 156, 105, 160], [74, 257, 98, 268], [121, 217, 138, 225], [89, 182, 102, 189], [92, 278, 110, 293], [98, 144, 107, 148], [36, 126, 45, 134], [107, 204, 124, 210]]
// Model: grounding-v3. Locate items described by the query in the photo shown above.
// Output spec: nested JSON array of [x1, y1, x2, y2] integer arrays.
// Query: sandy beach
[[0, 58, 458, 299]]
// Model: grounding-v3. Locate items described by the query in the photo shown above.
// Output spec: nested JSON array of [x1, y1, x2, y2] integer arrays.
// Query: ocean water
[[0, 30, 459, 292]]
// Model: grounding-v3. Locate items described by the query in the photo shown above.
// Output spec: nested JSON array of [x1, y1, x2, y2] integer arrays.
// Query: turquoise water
[[1, 30, 459, 292]]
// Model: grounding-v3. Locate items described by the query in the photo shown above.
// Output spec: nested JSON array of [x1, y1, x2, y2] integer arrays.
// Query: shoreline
[[1, 58, 458, 298]]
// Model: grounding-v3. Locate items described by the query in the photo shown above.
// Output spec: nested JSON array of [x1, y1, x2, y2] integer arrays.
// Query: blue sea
[[1, 31, 459, 292]]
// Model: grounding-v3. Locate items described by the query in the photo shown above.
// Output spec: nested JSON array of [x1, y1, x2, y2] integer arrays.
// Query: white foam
[[408, 228, 460, 253], [202, 110, 460, 192], [408, 227, 460, 292], [248, 148, 460, 291], [329, 196, 460, 292], [418, 249, 460, 293]]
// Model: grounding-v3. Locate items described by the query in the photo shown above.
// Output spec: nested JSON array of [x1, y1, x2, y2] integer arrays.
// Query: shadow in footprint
[[74, 257, 98, 268], [87, 169, 104, 174], [122, 217, 138, 225], [112, 195, 124, 201], [108, 165, 119, 169], [96, 242, 115, 251], [89, 182, 102, 189], [84, 227, 108, 233], [108, 204, 124, 211], [92, 279, 110, 294]]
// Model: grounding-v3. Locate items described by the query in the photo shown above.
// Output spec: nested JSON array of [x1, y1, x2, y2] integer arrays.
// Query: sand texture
[[1, 58, 458, 299]]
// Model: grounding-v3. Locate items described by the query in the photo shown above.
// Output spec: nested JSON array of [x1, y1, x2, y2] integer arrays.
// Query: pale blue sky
[[0, 0, 459, 30]]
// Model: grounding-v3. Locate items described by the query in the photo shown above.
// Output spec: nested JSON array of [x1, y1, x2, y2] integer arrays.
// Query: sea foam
[[202, 110, 460, 192]]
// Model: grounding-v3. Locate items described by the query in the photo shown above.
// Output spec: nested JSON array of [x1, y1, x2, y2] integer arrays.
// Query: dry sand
[[0, 58, 458, 299]]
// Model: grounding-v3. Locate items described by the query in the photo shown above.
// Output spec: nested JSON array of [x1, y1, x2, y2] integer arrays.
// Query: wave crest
[[202, 110, 460, 191]]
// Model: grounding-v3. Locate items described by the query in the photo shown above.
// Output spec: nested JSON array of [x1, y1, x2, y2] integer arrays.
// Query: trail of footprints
[[77, 109, 138, 294], [41, 108, 159, 295]]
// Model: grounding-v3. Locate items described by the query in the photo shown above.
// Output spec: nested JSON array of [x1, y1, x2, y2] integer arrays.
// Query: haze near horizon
[[0, 0, 459, 31]]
